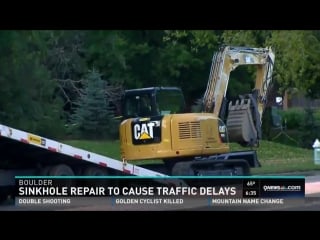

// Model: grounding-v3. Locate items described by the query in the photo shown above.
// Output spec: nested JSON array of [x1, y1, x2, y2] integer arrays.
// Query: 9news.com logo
[[262, 185, 302, 192]]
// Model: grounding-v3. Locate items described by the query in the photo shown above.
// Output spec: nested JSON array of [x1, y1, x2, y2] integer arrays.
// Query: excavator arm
[[202, 46, 275, 147]]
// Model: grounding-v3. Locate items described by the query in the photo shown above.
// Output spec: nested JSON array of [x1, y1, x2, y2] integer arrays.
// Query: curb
[[305, 182, 320, 195]]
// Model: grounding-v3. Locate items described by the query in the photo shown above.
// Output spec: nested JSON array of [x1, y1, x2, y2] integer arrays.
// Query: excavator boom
[[202, 46, 275, 146]]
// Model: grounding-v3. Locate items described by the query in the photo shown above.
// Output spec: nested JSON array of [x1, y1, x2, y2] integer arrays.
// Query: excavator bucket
[[226, 99, 258, 147]]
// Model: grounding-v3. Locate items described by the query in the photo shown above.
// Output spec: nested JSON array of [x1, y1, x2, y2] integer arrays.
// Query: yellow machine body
[[120, 113, 229, 161]]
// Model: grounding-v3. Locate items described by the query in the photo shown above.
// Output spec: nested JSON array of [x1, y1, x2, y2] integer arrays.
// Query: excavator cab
[[121, 87, 186, 119]]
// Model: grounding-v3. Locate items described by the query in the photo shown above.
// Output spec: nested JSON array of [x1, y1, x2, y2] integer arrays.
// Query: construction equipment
[[0, 45, 274, 201], [119, 46, 275, 176]]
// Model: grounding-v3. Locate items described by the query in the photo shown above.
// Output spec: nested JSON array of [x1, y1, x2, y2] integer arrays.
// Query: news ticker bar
[[13, 176, 306, 209], [15, 176, 305, 199]]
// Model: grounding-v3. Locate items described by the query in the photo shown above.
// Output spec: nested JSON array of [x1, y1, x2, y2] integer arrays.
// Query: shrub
[[280, 108, 304, 129]]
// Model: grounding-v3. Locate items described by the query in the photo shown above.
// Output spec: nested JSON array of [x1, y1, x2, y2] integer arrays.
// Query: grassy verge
[[64, 139, 320, 174], [230, 141, 320, 174], [64, 140, 121, 159]]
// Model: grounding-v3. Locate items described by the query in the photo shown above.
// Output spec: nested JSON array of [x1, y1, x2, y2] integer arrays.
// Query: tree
[[71, 69, 118, 139], [266, 30, 320, 99], [160, 30, 221, 108], [0, 30, 66, 137], [222, 30, 272, 47]]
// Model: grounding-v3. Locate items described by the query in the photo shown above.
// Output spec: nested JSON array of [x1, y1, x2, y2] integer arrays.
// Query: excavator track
[[171, 158, 250, 176]]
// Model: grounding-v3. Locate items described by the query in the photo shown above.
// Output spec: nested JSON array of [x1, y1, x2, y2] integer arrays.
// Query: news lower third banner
[[14, 176, 305, 210]]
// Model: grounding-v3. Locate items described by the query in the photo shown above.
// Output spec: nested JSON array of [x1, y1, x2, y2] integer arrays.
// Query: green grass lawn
[[230, 141, 320, 174], [64, 140, 121, 159], [64, 139, 320, 174]]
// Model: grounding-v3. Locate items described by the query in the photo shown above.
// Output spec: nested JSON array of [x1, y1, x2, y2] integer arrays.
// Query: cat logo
[[133, 121, 160, 140]]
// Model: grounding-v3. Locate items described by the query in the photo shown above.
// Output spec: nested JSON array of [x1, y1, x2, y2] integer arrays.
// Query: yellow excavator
[[119, 46, 275, 176]]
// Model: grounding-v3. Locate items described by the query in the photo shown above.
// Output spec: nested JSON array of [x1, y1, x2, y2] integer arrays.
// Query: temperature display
[[243, 179, 259, 198]]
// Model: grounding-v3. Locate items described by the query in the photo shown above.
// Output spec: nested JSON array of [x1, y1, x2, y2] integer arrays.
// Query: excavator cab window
[[156, 89, 186, 115], [139, 95, 152, 116], [121, 87, 186, 119], [123, 94, 155, 118]]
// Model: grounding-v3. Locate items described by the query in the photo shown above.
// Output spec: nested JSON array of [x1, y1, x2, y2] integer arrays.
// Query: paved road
[[1, 174, 320, 211]]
